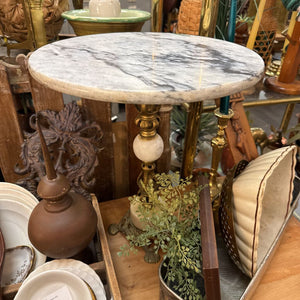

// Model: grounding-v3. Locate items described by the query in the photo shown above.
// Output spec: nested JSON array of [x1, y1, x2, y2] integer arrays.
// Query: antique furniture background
[[0, 0, 69, 53], [0, 15, 299, 300], [26, 32, 264, 198], [0, 54, 134, 201], [13, 101, 103, 201], [0, 51, 173, 200]]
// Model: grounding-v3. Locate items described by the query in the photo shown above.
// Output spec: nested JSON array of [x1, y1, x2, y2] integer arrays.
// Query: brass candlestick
[[133, 104, 163, 194], [108, 104, 163, 263], [209, 108, 234, 226]]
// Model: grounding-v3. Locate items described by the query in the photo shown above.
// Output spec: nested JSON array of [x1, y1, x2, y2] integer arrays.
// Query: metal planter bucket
[[159, 259, 206, 300], [159, 261, 182, 300]]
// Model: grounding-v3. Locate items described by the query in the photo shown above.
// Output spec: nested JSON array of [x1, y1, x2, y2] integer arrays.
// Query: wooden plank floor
[[100, 198, 161, 300]]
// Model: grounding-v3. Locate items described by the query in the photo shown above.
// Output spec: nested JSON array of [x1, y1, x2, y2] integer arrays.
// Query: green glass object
[[62, 9, 151, 36], [62, 9, 151, 23]]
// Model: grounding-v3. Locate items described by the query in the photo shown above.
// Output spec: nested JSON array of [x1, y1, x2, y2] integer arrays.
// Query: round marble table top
[[28, 32, 265, 104]]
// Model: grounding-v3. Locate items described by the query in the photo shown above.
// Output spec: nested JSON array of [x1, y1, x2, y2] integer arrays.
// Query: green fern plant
[[118, 172, 205, 300]]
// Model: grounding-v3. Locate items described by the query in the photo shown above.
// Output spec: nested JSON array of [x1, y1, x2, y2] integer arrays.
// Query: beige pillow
[[232, 146, 297, 277]]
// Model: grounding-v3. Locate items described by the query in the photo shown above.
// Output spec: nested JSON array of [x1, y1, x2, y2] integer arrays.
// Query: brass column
[[209, 108, 234, 229], [29, 0, 47, 48], [209, 108, 234, 200], [180, 101, 203, 179]]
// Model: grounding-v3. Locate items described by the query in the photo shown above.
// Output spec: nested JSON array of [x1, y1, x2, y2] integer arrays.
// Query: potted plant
[[234, 14, 255, 45], [215, 0, 254, 40], [170, 105, 217, 164], [118, 172, 206, 300]]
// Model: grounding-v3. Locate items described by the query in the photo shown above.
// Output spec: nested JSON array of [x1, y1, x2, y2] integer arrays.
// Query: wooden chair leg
[[0, 64, 25, 182]]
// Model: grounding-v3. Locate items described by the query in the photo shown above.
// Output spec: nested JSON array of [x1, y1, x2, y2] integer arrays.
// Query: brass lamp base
[[209, 108, 234, 231], [209, 108, 234, 201]]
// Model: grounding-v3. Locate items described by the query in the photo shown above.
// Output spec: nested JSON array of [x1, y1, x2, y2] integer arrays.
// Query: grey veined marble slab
[[28, 32, 265, 104]]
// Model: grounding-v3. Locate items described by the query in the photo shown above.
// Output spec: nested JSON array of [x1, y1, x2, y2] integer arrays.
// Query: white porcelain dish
[[1, 245, 34, 287], [23, 259, 106, 300], [0, 182, 38, 209], [232, 146, 297, 277], [15, 269, 93, 300], [0, 198, 46, 270]]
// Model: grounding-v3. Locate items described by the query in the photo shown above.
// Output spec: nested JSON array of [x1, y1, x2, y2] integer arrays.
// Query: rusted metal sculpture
[[15, 102, 103, 201]]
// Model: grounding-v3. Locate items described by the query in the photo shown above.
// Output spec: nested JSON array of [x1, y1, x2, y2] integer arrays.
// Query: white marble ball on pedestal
[[133, 134, 164, 163], [89, 0, 121, 17]]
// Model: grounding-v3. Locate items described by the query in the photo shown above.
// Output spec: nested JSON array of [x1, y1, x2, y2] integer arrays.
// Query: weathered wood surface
[[218, 93, 259, 174], [157, 105, 172, 174], [198, 176, 221, 300], [126, 104, 140, 195], [81, 99, 115, 201], [16, 54, 65, 112], [0, 55, 64, 184], [0, 62, 25, 182], [112, 121, 130, 198], [92, 194, 122, 300], [100, 197, 161, 300], [250, 216, 300, 300], [0, 55, 171, 200]]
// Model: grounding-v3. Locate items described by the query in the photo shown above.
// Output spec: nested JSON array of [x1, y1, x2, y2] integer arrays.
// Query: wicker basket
[[248, 0, 281, 65], [176, 0, 202, 35]]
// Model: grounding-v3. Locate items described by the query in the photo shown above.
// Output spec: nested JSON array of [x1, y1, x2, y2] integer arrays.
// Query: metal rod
[[202, 98, 300, 113], [180, 101, 203, 179], [279, 103, 296, 133]]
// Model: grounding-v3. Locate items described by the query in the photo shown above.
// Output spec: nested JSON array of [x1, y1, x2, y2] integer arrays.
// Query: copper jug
[[28, 117, 98, 258]]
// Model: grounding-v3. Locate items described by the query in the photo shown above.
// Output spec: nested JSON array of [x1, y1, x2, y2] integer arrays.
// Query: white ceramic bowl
[[0, 198, 46, 269], [0, 182, 39, 210], [22, 259, 106, 300], [232, 146, 297, 277], [1, 245, 34, 287], [15, 269, 92, 300]]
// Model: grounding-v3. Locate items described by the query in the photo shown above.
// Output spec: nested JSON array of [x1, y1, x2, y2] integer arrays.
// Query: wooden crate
[[2, 194, 121, 299]]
